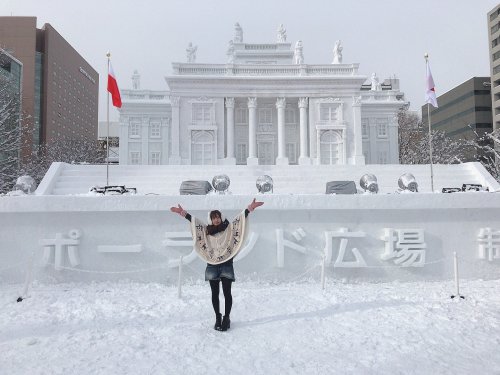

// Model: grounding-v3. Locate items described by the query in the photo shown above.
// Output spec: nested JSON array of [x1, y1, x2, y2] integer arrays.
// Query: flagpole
[[106, 51, 110, 186], [425, 53, 435, 192], [427, 102, 435, 192]]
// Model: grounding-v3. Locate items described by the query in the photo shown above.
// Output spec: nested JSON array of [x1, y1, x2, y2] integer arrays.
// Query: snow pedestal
[[0, 193, 499, 284]]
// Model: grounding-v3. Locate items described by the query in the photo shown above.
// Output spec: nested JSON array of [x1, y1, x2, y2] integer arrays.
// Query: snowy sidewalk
[[1, 279, 499, 375]]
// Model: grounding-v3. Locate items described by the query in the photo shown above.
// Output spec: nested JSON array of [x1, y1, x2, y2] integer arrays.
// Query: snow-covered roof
[[36, 162, 499, 196]]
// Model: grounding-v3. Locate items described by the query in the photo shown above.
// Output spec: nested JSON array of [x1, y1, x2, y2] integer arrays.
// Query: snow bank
[[0, 279, 499, 374], [0, 193, 499, 284]]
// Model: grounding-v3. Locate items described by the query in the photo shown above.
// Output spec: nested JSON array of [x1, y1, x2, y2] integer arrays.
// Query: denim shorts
[[205, 262, 235, 281]]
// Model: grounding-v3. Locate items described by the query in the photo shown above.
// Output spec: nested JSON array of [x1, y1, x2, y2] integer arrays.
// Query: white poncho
[[190, 211, 247, 265]]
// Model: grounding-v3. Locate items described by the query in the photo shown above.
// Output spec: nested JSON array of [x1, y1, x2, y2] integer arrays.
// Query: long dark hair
[[207, 210, 228, 235], [209, 210, 222, 223]]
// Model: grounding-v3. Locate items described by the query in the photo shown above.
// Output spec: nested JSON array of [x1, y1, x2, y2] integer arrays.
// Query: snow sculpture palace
[[1, 24, 499, 286], [118, 24, 405, 166]]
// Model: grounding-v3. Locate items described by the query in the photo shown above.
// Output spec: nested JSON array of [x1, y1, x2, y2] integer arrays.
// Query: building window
[[285, 108, 296, 124], [492, 35, 500, 48], [494, 51, 500, 62], [192, 103, 213, 125], [236, 108, 248, 124], [491, 22, 500, 34], [130, 120, 141, 138], [130, 152, 141, 165], [236, 143, 247, 164], [150, 122, 161, 138], [259, 108, 272, 124], [494, 64, 500, 75], [376, 119, 388, 138], [490, 9, 500, 22], [150, 152, 161, 165], [319, 104, 338, 122], [361, 118, 369, 139]]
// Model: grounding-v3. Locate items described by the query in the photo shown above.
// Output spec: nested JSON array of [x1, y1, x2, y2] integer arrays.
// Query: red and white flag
[[425, 61, 438, 108], [107, 62, 122, 108]]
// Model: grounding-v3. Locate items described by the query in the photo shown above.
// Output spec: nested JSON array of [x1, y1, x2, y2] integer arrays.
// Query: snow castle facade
[[119, 24, 406, 166]]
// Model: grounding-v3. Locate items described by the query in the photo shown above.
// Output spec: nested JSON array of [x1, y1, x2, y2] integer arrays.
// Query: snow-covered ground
[[1, 278, 499, 375]]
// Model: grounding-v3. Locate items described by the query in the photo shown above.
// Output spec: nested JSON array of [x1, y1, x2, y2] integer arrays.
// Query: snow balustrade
[[0, 193, 499, 285], [172, 63, 360, 77]]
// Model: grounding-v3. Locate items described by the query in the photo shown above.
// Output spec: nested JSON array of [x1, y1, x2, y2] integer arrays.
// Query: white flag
[[425, 61, 438, 108]]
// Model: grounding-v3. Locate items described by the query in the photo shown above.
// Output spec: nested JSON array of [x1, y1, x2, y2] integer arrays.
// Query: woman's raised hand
[[170, 204, 186, 216], [247, 198, 264, 212]]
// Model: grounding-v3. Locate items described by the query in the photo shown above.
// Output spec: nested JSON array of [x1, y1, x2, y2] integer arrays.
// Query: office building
[[0, 16, 98, 158], [421, 77, 492, 149], [488, 5, 500, 133]]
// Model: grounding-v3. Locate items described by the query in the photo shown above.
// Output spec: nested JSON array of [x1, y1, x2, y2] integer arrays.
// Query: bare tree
[[462, 125, 500, 182], [1, 59, 105, 193], [398, 109, 423, 164], [398, 108, 500, 182], [18, 139, 106, 187], [0, 63, 23, 192], [398, 108, 467, 165]]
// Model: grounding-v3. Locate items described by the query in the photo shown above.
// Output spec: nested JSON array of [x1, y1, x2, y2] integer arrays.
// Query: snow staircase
[[36, 162, 500, 196]]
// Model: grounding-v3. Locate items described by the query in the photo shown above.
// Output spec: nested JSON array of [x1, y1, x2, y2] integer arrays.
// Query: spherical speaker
[[212, 174, 230, 193], [398, 173, 418, 192], [359, 173, 379, 193], [256, 175, 273, 193]]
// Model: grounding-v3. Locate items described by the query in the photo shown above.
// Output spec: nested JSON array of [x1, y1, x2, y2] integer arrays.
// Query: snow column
[[247, 97, 258, 165], [298, 97, 310, 165], [225, 97, 236, 164], [351, 97, 365, 165], [169, 96, 181, 164], [276, 97, 288, 165]]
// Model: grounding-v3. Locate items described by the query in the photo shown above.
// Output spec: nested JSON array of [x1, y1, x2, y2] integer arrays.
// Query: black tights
[[209, 278, 232, 317]]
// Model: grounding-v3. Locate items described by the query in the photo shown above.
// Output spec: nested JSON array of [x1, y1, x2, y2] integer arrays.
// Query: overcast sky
[[1, 0, 499, 121]]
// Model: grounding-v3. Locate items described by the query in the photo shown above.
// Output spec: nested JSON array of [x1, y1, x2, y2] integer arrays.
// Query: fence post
[[321, 254, 326, 290], [17, 250, 35, 302], [451, 252, 465, 299]]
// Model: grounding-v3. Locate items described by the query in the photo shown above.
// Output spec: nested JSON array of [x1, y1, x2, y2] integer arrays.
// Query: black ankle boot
[[214, 313, 222, 330], [221, 315, 230, 331]]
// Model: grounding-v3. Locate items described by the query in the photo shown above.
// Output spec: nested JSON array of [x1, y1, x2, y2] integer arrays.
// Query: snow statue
[[277, 24, 287, 43], [186, 42, 197, 63], [332, 40, 343, 64], [234, 22, 243, 43], [226, 40, 235, 63], [371, 73, 382, 91], [293, 40, 304, 64], [132, 69, 140, 90]]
